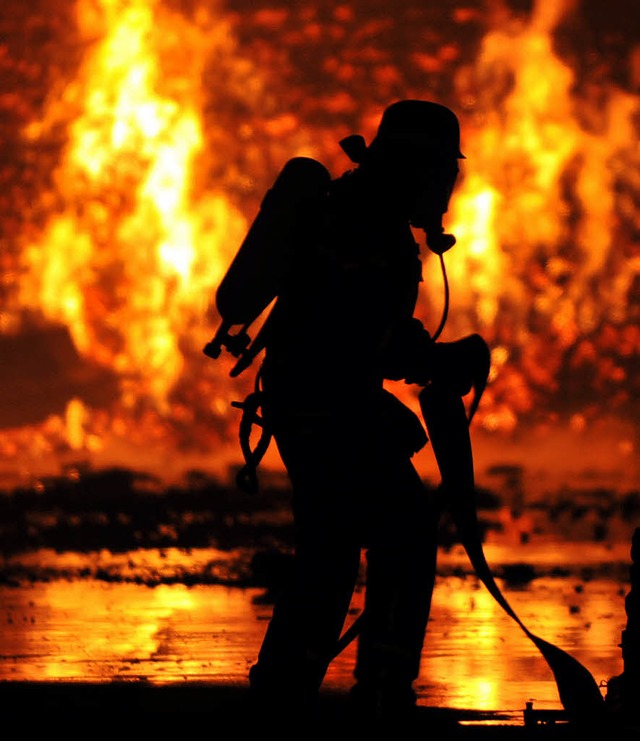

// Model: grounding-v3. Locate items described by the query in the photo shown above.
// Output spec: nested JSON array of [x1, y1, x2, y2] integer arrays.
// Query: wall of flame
[[0, 0, 638, 484]]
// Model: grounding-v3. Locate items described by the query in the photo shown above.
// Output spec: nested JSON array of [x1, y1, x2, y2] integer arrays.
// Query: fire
[[19, 0, 247, 408], [444, 0, 640, 435], [1, 0, 638, 485]]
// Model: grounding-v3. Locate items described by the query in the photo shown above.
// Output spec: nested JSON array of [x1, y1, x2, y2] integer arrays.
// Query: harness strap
[[232, 371, 273, 495]]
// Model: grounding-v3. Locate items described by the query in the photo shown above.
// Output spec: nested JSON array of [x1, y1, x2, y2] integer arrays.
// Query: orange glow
[[0, 579, 265, 682]]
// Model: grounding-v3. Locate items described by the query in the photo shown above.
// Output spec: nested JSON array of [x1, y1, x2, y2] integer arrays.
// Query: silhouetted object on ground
[[205, 99, 607, 726], [606, 527, 640, 726]]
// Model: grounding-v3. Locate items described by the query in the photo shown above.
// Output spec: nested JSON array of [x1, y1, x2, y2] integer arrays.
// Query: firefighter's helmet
[[340, 99, 465, 164]]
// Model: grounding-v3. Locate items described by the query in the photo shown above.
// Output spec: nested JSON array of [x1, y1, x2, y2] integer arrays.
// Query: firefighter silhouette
[[207, 100, 608, 725], [235, 100, 467, 720]]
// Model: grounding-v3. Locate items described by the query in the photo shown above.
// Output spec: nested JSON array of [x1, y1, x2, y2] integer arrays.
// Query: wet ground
[[1, 468, 639, 735]]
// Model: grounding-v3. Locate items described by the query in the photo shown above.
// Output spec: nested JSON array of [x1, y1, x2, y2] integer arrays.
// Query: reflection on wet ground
[[0, 542, 629, 714], [0, 470, 637, 718]]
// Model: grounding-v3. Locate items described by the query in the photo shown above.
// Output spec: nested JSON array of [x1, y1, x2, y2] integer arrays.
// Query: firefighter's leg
[[351, 459, 439, 717], [249, 523, 361, 708], [249, 428, 362, 714], [419, 382, 478, 543]]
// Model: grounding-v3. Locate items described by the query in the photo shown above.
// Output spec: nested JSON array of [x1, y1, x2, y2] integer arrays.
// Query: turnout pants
[[248, 400, 439, 708]]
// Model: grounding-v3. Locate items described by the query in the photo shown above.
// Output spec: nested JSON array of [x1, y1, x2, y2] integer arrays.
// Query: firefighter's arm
[[380, 317, 436, 384]]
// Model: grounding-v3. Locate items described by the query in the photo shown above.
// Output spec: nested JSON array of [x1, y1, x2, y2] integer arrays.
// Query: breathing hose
[[431, 252, 449, 343]]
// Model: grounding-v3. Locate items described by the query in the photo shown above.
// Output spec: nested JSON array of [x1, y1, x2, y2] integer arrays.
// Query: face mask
[[408, 161, 459, 252], [408, 161, 458, 224]]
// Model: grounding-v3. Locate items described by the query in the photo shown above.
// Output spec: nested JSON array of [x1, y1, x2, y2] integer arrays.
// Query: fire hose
[[330, 338, 607, 726]]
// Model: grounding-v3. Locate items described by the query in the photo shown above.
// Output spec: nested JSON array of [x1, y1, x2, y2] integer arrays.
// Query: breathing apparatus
[[340, 99, 463, 342], [204, 101, 473, 494], [417, 167, 459, 342]]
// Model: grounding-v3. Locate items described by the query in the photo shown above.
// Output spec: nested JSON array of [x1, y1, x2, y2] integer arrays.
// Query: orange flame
[[19, 0, 249, 412], [443, 0, 639, 433]]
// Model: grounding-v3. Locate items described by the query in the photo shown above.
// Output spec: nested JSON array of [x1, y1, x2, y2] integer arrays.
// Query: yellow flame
[[449, 177, 502, 326], [442, 0, 640, 431]]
